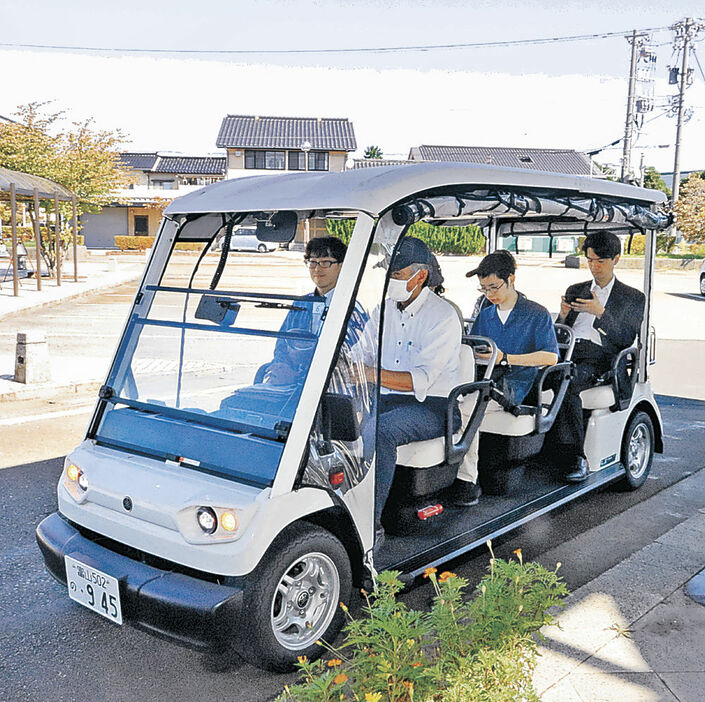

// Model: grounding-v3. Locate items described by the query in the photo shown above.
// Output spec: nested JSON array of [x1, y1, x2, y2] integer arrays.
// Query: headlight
[[196, 506, 217, 534], [66, 464, 80, 482]]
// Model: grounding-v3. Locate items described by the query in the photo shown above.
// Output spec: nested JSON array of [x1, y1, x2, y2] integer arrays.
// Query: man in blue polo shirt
[[450, 250, 558, 506]]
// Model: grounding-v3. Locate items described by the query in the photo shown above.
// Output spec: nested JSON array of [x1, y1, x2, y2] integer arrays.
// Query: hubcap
[[627, 422, 651, 479], [270, 552, 340, 650]]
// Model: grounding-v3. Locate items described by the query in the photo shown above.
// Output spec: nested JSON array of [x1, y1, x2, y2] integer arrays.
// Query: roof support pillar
[[10, 181, 19, 296], [72, 195, 78, 282], [54, 193, 61, 286], [33, 189, 42, 291]]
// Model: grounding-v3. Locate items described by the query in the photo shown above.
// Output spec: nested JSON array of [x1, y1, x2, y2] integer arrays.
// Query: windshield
[[94, 212, 356, 487]]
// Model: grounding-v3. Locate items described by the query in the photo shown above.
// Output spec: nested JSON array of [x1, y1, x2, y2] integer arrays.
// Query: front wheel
[[700, 275, 705, 297], [237, 522, 352, 672], [617, 410, 654, 490], [257, 243, 268, 253]]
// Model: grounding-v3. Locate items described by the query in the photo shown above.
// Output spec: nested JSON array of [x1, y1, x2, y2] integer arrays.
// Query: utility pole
[[621, 30, 639, 182], [670, 17, 704, 204], [671, 18, 692, 204]]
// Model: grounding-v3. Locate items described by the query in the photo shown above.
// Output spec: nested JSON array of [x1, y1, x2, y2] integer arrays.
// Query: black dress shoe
[[565, 456, 589, 482], [448, 479, 482, 506]]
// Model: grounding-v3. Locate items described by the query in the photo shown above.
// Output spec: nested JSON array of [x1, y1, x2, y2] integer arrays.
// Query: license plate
[[65, 555, 123, 625]]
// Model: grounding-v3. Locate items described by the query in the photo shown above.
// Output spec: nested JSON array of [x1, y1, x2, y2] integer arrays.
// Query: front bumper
[[36, 512, 244, 652]]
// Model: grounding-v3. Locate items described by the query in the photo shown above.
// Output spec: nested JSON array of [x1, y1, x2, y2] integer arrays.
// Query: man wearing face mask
[[365, 237, 462, 541]]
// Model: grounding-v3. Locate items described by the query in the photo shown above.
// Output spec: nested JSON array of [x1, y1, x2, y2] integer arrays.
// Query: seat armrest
[[445, 379, 492, 465], [463, 335, 498, 380], [535, 361, 573, 433], [609, 346, 638, 411]]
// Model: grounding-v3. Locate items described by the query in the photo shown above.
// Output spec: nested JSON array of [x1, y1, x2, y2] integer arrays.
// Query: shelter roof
[[216, 115, 357, 152], [0, 167, 74, 200], [409, 145, 593, 176]]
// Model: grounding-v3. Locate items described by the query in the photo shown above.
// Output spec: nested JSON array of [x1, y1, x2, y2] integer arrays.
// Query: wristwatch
[[499, 351, 509, 367]]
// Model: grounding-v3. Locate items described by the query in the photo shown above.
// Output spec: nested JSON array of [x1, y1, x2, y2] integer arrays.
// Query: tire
[[257, 243, 268, 253], [700, 275, 705, 297], [237, 522, 352, 672], [617, 410, 654, 490]]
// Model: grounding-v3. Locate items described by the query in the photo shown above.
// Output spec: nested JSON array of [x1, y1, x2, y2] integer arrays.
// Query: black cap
[[390, 237, 432, 272], [466, 250, 516, 278]]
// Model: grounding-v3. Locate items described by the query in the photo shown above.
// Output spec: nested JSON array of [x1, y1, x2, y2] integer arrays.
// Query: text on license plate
[[65, 555, 123, 625]]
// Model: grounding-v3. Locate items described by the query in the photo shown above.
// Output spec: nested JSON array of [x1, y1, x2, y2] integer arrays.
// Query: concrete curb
[[0, 379, 102, 404], [0, 272, 141, 321]]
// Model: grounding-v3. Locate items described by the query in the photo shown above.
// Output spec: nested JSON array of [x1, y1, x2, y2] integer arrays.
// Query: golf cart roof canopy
[[164, 161, 667, 218]]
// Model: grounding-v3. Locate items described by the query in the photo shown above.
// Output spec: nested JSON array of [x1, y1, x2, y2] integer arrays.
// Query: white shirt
[[571, 276, 615, 346], [362, 287, 462, 402]]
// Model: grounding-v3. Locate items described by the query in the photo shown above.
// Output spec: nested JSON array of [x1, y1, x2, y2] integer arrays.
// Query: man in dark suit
[[553, 229, 645, 481]]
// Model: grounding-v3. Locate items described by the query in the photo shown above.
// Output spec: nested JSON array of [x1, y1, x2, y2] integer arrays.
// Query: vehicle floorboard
[[377, 462, 625, 575]]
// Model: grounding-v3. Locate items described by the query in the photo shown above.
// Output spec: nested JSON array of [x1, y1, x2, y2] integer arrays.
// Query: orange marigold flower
[[411, 661, 423, 668], [513, 548, 523, 562], [423, 566, 438, 579], [333, 672, 348, 685], [297, 655, 308, 664], [327, 658, 343, 667], [438, 571, 456, 582]]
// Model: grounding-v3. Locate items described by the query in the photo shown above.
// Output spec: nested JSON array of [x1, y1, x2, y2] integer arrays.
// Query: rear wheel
[[257, 243, 268, 253], [700, 275, 705, 297], [237, 522, 352, 672], [617, 410, 654, 490]]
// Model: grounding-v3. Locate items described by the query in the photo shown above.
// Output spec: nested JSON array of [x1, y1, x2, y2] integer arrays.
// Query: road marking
[[0, 406, 93, 426]]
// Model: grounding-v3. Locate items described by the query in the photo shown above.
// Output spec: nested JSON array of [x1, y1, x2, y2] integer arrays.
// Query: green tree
[[0, 102, 131, 270], [674, 172, 705, 244], [642, 166, 671, 198], [364, 145, 383, 159]]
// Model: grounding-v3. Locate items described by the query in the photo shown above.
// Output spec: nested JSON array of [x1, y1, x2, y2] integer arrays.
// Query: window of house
[[307, 151, 329, 171], [134, 215, 149, 236], [244, 150, 285, 170], [151, 179, 175, 190], [288, 151, 306, 171]]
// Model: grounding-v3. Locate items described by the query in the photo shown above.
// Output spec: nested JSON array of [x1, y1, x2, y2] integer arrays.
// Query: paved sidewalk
[[535, 471, 705, 702], [0, 254, 144, 402]]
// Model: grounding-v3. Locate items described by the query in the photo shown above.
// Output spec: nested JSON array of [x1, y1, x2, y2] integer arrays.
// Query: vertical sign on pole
[[10, 182, 19, 296], [33, 188, 42, 291], [54, 193, 61, 286]]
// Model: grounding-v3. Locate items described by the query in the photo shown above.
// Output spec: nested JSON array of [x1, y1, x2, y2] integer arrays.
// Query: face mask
[[387, 275, 417, 303]]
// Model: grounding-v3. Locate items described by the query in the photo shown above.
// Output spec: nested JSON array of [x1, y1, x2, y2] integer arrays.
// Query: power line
[[0, 26, 673, 56]]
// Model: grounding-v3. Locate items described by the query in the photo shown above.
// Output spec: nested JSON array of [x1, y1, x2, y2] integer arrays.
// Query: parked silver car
[[218, 227, 276, 253]]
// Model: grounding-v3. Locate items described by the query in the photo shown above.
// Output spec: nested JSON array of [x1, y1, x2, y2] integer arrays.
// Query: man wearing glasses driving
[[260, 236, 359, 385]]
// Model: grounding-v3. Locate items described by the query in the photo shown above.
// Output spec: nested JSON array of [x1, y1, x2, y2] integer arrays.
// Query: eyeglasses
[[477, 281, 507, 294], [304, 258, 339, 269]]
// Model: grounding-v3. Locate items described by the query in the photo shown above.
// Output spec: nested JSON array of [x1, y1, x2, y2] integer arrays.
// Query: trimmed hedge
[[114, 235, 203, 252], [326, 219, 484, 255]]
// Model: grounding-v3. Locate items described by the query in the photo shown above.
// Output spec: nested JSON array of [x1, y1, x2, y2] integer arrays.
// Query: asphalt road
[[1, 395, 703, 702]]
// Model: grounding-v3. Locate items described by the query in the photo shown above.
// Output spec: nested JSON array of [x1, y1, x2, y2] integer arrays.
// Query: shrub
[[326, 219, 485, 255], [279, 543, 568, 702], [114, 235, 202, 251]]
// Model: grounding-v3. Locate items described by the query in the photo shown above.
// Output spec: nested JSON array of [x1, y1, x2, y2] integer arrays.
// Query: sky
[[1, 0, 704, 173]]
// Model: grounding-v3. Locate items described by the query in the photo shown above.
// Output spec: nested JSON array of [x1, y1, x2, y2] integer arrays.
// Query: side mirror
[[256, 211, 298, 243], [321, 393, 360, 442]]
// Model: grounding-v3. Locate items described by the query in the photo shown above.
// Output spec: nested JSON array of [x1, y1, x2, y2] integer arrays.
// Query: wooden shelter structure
[[0, 166, 78, 296]]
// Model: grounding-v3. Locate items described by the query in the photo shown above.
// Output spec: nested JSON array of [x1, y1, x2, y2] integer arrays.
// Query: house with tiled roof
[[80, 152, 226, 248], [217, 115, 356, 178], [408, 145, 594, 176]]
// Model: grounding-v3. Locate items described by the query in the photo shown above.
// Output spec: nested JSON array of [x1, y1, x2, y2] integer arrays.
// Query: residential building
[[216, 115, 356, 179], [408, 145, 594, 176], [80, 152, 226, 248]]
